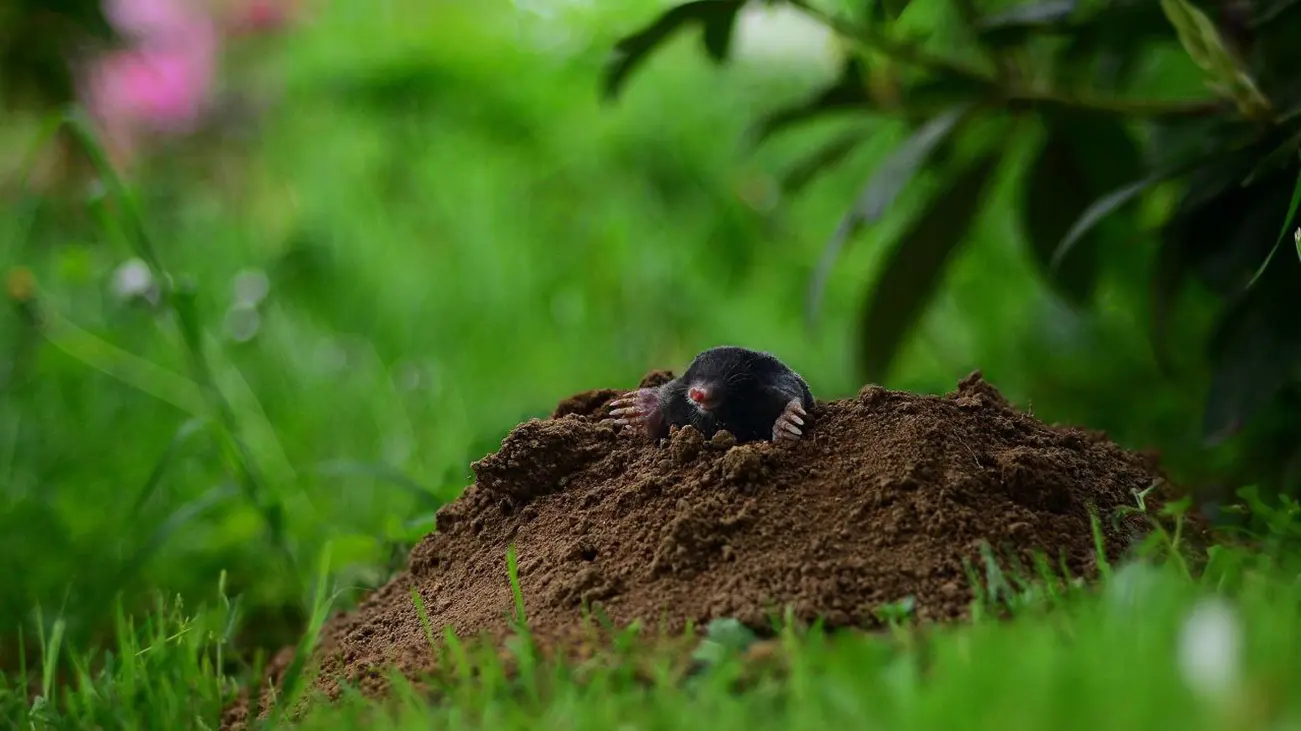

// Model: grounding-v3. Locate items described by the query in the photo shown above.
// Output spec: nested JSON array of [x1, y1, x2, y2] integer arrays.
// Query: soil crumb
[[222, 371, 1170, 728]]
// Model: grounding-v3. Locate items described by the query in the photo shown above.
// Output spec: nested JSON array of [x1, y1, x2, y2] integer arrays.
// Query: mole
[[601, 345, 814, 444]]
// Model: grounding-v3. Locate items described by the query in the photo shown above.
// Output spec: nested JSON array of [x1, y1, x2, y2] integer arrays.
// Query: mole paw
[[772, 398, 807, 441], [600, 388, 660, 431]]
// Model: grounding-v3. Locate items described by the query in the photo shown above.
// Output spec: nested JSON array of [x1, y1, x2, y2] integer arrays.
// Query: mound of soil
[[222, 371, 1172, 728]]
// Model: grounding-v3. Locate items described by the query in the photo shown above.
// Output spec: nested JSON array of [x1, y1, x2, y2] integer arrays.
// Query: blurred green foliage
[[607, 0, 1301, 496], [0, 0, 1272, 671], [0, 0, 114, 109]]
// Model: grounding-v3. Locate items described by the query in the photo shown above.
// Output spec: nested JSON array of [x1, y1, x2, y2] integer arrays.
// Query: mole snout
[[602, 345, 815, 445]]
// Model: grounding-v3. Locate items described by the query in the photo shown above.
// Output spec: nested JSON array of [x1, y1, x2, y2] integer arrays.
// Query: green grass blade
[[315, 460, 441, 508], [270, 541, 338, 725], [111, 482, 240, 594], [126, 418, 208, 520], [506, 545, 527, 630], [39, 310, 208, 416]]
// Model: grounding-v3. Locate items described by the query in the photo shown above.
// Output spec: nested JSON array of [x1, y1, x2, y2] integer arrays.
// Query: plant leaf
[[110, 482, 239, 593], [314, 459, 443, 509], [1202, 310, 1294, 444], [1050, 177, 1156, 270], [1243, 162, 1301, 290], [1024, 111, 1141, 304], [778, 126, 873, 194], [601, 0, 746, 102], [806, 104, 975, 327], [1149, 233, 1189, 376], [1158, 0, 1272, 117], [1025, 136, 1099, 304], [977, 0, 1077, 46], [857, 150, 1002, 383], [750, 56, 871, 144], [883, 0, 912, 20], [1158, 0, 1234, 73], [701, 1, 745, 61], [126, 418, 209, 520], [1150, 148, 1288, 367], [38, 308, 209, 416]]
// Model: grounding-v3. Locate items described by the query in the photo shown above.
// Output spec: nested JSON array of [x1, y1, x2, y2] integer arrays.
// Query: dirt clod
[[222, 370, 1173, 728]]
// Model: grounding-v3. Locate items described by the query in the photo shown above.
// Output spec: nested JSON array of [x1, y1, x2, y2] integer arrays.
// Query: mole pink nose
[[688, 386, 711, 406]]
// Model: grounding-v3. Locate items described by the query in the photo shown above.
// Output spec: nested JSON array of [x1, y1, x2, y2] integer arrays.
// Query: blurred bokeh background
[[2, 0, 1298, 667]]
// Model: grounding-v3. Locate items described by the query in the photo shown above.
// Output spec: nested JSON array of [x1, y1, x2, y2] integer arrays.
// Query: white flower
[[222, 304, 261, 342], [1177, 596, 1242, 700], [110, 258, 155, 301], [232, 268, 270, 308]]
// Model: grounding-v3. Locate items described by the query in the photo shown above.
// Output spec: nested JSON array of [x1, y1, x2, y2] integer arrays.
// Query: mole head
[[685, 383, 719, 413], [679, 346, 758, 415]]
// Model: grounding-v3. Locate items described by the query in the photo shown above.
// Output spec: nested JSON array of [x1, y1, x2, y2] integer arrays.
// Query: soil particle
[[221, 370, 1174, 729]]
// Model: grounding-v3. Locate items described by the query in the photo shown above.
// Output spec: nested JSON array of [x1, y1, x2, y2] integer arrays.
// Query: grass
[[0, 0, 1293, 728], [4, 502, 1301, 730]]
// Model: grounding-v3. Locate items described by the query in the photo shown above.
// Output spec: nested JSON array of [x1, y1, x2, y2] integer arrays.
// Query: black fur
[[654, 346, 814, 443]]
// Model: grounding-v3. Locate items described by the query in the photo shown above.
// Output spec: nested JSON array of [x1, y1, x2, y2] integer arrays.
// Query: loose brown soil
[[221, 371, 1176, 729]]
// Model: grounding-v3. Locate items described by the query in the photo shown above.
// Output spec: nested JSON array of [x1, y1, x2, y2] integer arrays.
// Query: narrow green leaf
[[1024, 112, 1140, 304], [701, 0, 745, 61], [977, 0, 1077, 46], [878, 0, 911, 20], [40, 615, 65, 699], [274, 541, 339, 722], [807, 104, 975, 327], [1201, 314, 1292, 444], [857, 150, 1002, 383], [506, 545, 528, 629], [601, 1, 745, 102], [778, 126, 872, 194], [1050, 177, 1156, 270], [1025, 136, 1100, 304], [1149, 147, 1281, 369], [314, 459, 442, 508], [1252, 0, 1301, 26], [201, 330, 300, 489], [126, 418, 209, 521], [1158, 0, 1271, 116], [1243, 162, 1301, 290], [38, 309, 208, 416], [750, 57, 870, 144], [1159, 0, 1231, 73], [1149, 233, 1188, 375], [63, 109, 167, 274], [110, 482, 239, 592]]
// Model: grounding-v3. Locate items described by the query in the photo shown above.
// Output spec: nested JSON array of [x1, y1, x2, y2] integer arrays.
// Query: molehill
[[222, 370, 1173, 727]]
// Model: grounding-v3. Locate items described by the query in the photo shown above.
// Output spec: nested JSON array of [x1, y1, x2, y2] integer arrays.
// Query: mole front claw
[[600, 387, 661, 433], [772, 398, 808, 442]]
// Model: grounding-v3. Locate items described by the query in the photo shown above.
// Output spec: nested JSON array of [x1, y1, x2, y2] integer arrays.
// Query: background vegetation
[[0, 0, 1298, 727]]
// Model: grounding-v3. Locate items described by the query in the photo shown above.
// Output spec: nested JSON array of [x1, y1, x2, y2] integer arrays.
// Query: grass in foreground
[[4, 501, 1301, 731]]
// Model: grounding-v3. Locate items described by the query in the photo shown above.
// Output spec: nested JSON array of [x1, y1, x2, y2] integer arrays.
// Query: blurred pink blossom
[[103, 0, 205, 40], [81, 0, 219, 162], [86, 43, 215, 133], [79, 0, 299, 165], [227, 0, 299, 35]]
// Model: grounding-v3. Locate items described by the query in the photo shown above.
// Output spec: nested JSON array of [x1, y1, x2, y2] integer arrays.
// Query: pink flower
[[86, 42, 215, 133], [228, 0, 298, 35], [104, 0, 197, 41], [79, 0, 221, 164]]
